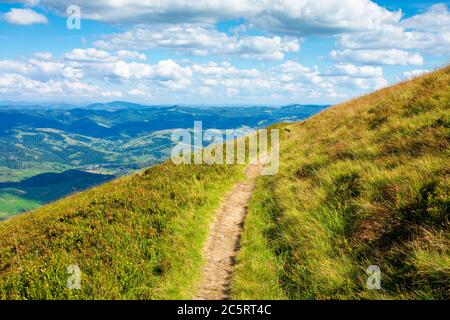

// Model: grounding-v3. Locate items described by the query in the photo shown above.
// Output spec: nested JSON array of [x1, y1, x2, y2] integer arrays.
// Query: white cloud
[[29, 58, 83, 79], [331, 49, 424, 66], [226, 88, 239, 97], [326, 63, 383, 78], [3, 8, 48, 25], [3, 0, 40, 6], [0, 58, 83, 80], [129, 87, 151, 97], [252, 0, 401, 36], [63, 48, 148, 69], [10, 48, 191, 90], [88, 58, 193, 89], [188, 60, 385, 99], [33, 52, 53, 60], [191, 62, 272, 96], [336, 4, 450, 55], [25, 0, 260, 23], [94, 24, 300, 61], [0, 49, 390, 103], [399, 69, 430, 81], [146, 59, 192, 82], [275, 61, 323, 85], [192, 62, 259, 79], [0, 50, 191, 96], [64, 48, 115, 62], [190, 60, 342, 99], [116, 50, 147, 61], [0, 74, 97, 96], [235, 36, 300, 60], [14, 0, 399, 36], [401, 4, 450, 32], [0, 60, 32, 74], [331, 76, 388, 90], [101, 90, 123, 98]]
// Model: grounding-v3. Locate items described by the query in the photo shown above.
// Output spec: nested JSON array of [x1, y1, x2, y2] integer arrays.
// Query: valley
[[0, 103, 327, 218]]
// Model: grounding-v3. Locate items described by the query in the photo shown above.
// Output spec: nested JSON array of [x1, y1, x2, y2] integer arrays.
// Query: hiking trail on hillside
[[195, 162, 263, 300]]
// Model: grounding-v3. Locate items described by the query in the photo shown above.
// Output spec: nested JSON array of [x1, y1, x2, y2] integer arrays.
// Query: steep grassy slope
[[0, 162, 244, 299], [232, 66, 449, 299]]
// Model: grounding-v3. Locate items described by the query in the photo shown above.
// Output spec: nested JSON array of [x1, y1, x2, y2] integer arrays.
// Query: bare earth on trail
[[195, 163, 262, 300]]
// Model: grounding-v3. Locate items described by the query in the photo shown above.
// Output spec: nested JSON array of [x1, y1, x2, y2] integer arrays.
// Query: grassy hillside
[[0, 161, 245, 299], [0, 66, 448, 300], [232, 66, 449, 299]]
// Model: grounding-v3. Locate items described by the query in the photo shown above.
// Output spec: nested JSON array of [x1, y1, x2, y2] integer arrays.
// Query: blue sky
[[0, 0, 449, 105]]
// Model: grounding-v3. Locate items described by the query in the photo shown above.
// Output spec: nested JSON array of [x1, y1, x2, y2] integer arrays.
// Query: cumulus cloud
[[11, 0, 399, 36], [33, 51, 53, 60], [236, 36, 300, 60], [64, 48, 116, 63], [189, 61, 347, 100], [191, 62, 266, 94], [334, 75, 388, 90], [336, 4, 450, 55], [94, 24, 300, 61], [252, 0, 401, 36], [3, 8, 48, 25], [399, 69, 430, 81], [129, 87, 151, 98], [331, 49, 424, 66], [275, 61, 323, 85], [104, 59, 192, 89], [0, 49, 389, 102], [0, 74, 96, 96], [192, 62, 259, 79], [401, 4, 450, 32], [0, 57, 83, 80], [326, 63, 383, 78], [60, 49, 193, 90], [117, 50, 147, 61]]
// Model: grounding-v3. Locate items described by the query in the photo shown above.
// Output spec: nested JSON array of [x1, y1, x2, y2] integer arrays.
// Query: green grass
[[0, 161, 245, 299], [0, 170, 114, 218], [0, 66, 448, 300], [0, 189, 41, 220], [0, 165, 66, 183], [232, 66, 450, 300]]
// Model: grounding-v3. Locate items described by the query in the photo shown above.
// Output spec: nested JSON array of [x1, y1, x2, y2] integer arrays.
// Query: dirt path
[[195, 163, 262, 300]]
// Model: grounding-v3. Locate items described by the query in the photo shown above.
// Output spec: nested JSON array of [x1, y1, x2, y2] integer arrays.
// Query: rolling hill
[[0, 66, 448, 299]]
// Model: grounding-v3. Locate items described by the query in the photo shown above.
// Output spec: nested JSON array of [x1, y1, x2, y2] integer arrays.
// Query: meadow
[[0, 161, 245, 299]]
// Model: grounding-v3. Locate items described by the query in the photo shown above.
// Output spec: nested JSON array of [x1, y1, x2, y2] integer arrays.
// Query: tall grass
[[0, 161, 245, 299], [232, 66, 450, 299]]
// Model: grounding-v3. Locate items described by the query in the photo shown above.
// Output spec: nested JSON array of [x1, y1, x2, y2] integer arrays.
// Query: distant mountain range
[[0, 100, 309, 110], [0, 103, 328, 138]]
